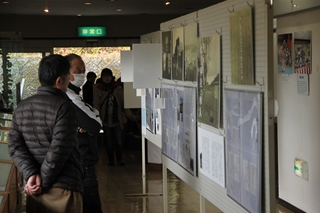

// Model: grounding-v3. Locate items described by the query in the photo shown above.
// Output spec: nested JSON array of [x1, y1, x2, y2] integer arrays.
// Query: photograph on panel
[[225, 89, 263, 213], [172, 27, 184, 81], [177, 86, 196, 175], [294, 30, 311, 74], [154, 88, 162, 135], [145, 88, 155, 133], [197, 35, 221, 129], [184, 23, 198, 82], [161, 84, 178, 162], [162, 31, 172, 79], [277, 33, 293, 74], [230, 7, 254, 85]]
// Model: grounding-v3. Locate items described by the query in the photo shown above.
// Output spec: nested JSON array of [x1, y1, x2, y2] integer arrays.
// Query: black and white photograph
[[162, 31, 172, 79], [184, 23, 198, 82], [172, 27, 184, 81], [197, 35, 221, 128]]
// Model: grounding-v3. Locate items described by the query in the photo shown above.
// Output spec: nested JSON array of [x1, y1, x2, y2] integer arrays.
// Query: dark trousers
[[103, 125, 123, 163], [83, 166, 102, 213]]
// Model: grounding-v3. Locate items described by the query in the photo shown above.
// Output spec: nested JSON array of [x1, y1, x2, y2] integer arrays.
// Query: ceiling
[[0, 0, 225, 16]]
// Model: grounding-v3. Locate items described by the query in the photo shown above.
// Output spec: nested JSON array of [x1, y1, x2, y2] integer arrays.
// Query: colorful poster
[[230, 7, 254, 85], [294, 30, 311, 74], [277, 33, 293, 74]]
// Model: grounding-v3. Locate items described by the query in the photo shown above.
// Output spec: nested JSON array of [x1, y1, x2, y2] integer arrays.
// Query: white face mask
[[72, 74, 85, 87]]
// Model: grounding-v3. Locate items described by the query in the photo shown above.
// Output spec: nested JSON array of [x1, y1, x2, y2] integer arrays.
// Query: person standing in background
[[83, 71, 97, 107], [93, 68, 132, 166], [8, 54, 83, 213], [65, 54, 103, 213]]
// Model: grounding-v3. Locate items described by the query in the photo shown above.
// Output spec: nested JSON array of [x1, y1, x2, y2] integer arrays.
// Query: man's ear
[[54, 76, 63, 90]]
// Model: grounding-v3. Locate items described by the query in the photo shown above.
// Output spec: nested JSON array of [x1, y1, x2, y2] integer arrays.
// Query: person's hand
[[24, 174, 42, 195]]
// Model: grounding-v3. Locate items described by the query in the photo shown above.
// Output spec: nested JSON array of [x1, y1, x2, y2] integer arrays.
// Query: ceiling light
[[44, 8, 49, 13], [84, 2, 92, 5], [77, 14, 82, 16], [2, 0, 10, 3], [116, 8, 122, 12], [165, 1, 170, 5]]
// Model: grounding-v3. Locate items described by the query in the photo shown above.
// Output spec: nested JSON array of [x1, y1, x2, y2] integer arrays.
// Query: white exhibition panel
[[132, 43, 161, 89], [156, 0, 275, 213], [123, 82, 141, 109], [120, 51, 133, 82], [276, 7, 320, 213]]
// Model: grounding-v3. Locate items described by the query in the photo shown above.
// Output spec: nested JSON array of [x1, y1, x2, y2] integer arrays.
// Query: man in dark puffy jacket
[[8, 54, 83, 213]]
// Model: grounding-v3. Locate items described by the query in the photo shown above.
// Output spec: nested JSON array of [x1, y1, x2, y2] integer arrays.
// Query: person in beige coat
[[93, 68, 131, 166]]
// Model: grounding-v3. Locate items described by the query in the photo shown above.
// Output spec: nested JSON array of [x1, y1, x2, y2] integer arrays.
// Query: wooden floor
[[15, 141, 293, 213]]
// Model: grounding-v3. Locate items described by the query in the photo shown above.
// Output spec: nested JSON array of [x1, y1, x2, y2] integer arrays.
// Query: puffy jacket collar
[[37, 86, 71, 101]]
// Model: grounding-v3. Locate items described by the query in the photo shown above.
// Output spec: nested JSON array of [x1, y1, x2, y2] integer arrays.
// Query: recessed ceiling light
[[2, 0, 10, 3], [77, 14, 82, 16], [165, 1, 170, 5], [44, 8, 49, 13], [84, 2, 92, 5], [116, 8, 122, 12]]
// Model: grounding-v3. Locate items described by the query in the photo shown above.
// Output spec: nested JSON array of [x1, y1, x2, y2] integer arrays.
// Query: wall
[[276, 7, 320, 213]]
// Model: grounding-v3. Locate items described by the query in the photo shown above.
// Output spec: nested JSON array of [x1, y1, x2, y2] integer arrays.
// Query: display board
[[225, 89, 263, 213], [161, 84, 178, 161], [162, 84, 196, 175], [177, 86, 196, 175]]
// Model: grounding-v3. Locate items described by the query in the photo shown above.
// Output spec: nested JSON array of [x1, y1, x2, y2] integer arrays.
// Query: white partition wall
[[276, 7, 320, 213], [132, 43, 161, 89], [157, 0, 275, 212], [121, 51, 133, 82]]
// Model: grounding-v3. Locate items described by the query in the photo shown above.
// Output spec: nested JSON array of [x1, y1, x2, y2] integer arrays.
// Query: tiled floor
[[16, 141, 293, 213], [96, 142, 293, 213]]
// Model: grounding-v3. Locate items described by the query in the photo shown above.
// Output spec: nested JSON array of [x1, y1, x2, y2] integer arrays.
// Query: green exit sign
[[78, 27, 106, 37]]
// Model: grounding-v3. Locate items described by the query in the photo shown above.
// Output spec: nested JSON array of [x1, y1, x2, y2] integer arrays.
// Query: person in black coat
[[65, 54, 103, 213], [82, 71, 97, 107], [8, 54, 83, 212]]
